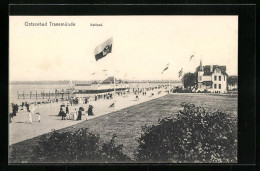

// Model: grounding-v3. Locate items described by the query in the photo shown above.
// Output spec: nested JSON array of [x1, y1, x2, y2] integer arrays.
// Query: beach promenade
[[9, 89, 168, 145]]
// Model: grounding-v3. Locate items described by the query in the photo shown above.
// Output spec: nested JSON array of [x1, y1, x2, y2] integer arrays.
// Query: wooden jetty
[[17, 90, 72, 100]]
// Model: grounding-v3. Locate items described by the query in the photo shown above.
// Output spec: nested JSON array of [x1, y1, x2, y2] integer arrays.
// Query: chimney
[[210, 65, 213, 72]]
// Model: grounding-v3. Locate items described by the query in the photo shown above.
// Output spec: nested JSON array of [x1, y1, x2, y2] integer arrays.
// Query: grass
[[9, 93, 237, 163]]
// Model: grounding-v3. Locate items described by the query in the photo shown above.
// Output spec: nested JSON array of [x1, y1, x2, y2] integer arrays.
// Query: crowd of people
[[58, 104, 94, 121], [9, 102, 41, 124], [9, 85, 171, 125], [94, 93, 113, 101]]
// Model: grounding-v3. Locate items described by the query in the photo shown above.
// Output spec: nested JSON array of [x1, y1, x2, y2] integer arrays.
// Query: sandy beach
[[9, 88, 168, 145]]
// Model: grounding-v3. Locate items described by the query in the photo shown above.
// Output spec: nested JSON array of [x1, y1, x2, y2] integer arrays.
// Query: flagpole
[[114, 75, 116, 95], [169, 80, 170, 94]]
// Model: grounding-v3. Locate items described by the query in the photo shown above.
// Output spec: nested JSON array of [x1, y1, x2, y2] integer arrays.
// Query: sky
[[9, 16, 238, 81]]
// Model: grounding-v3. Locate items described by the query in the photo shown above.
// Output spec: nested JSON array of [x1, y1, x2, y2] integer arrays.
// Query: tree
[[181, 73, 196, 91], [227, 76, 238, 90]]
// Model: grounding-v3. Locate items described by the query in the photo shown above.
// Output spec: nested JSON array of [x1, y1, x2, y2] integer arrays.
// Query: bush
[[135, 102, 237, 163], [32, 128, 101, 163], [173, 87, 193, 93], [183, 89, 192, 93], [202, 89, 209, 93], [101, 134, 132, 163], [32, 128, 131, 163], [172, 86, 184, 93]]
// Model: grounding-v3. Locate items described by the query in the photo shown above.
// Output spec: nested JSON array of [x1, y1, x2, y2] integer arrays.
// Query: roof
[[75, 83, 91, 86], [197, 65, 228, 76], [102, 76, 120, 84], [91, 81, 99, 84]]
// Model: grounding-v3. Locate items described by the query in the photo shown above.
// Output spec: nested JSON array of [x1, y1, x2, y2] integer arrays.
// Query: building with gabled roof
[[73, 76, 129, 96], [102, 76, 120, 84], [196, 60, 228, 93]]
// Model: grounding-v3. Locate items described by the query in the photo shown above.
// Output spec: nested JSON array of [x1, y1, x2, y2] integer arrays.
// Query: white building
[[197, 60, 228, 93], [74, 76, 129, 93]]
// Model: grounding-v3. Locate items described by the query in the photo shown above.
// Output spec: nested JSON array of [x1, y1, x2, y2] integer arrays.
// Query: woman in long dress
[[77, 109, 82, 120], [73, 109, 77, 120], [88, 105, 94, 116], [28, 111, 32, 124]]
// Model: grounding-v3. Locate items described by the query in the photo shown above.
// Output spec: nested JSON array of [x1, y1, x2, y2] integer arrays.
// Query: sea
[[9, 82, 182, 105]]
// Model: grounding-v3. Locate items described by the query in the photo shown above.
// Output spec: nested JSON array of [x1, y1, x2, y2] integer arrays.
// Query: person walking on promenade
[[77, 108, 82, 120], [73, 108, 77, 120], [28, 108, 32, 124], [61, 108, 66, 120], [23, 104, 27, 113], [88, 105, 94, 116], [25, 102, 30, 112], [9, 105, 13, 123], [30, 103, 35, 115], [66, 105, 69, 115]]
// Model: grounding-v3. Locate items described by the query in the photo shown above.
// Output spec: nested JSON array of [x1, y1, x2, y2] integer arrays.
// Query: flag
[[102, 69, 107, 71], [178, 68, 183, 78], [161, 63, 169, 74], [91, 72, 95, 75], [190, 55, 194, 61], [94, 38, 113, 61], [109, 102, 115, 108]]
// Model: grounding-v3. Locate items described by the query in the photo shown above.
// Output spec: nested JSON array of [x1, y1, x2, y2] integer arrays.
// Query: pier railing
[[17, 91, 72, 100]]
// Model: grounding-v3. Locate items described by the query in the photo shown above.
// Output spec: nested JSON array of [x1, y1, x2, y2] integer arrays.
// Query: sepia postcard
[[9, 15, 238, 164]]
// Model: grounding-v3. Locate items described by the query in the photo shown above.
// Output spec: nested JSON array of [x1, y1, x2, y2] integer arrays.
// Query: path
[[9, 89, 168, 145]]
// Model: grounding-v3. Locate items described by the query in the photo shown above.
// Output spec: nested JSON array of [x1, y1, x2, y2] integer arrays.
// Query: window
[[198, 76, 202, 81], [214, 76, 217, 81], [219, 76, 221, 81], [224, 76, 225, 81], [219, 84, 221, 89], [214, 84, 217, 89]]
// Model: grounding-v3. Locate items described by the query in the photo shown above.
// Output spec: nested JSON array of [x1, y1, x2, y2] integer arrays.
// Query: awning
[[202, 81, 213, 86]]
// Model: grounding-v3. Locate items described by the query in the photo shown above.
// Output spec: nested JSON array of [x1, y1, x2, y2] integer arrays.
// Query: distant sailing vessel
[[73, 77, 129, 96]]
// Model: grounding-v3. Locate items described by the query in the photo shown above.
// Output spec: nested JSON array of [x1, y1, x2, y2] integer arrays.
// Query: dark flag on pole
[[109, 102, 115, 108], [190, 55, 194, 61], [161, 63, 169, 74], [178, 68, 183, 78], [94, 38, 113, 61]]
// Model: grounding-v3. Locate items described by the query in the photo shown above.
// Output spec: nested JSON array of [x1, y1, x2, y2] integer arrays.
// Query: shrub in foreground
[[101, 134, 132, 162], [32, 128, 131, 163], [135, 102, 237, 163]]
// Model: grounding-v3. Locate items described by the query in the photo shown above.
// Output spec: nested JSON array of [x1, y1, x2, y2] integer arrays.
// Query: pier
[[17, 90, 72, 100]]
